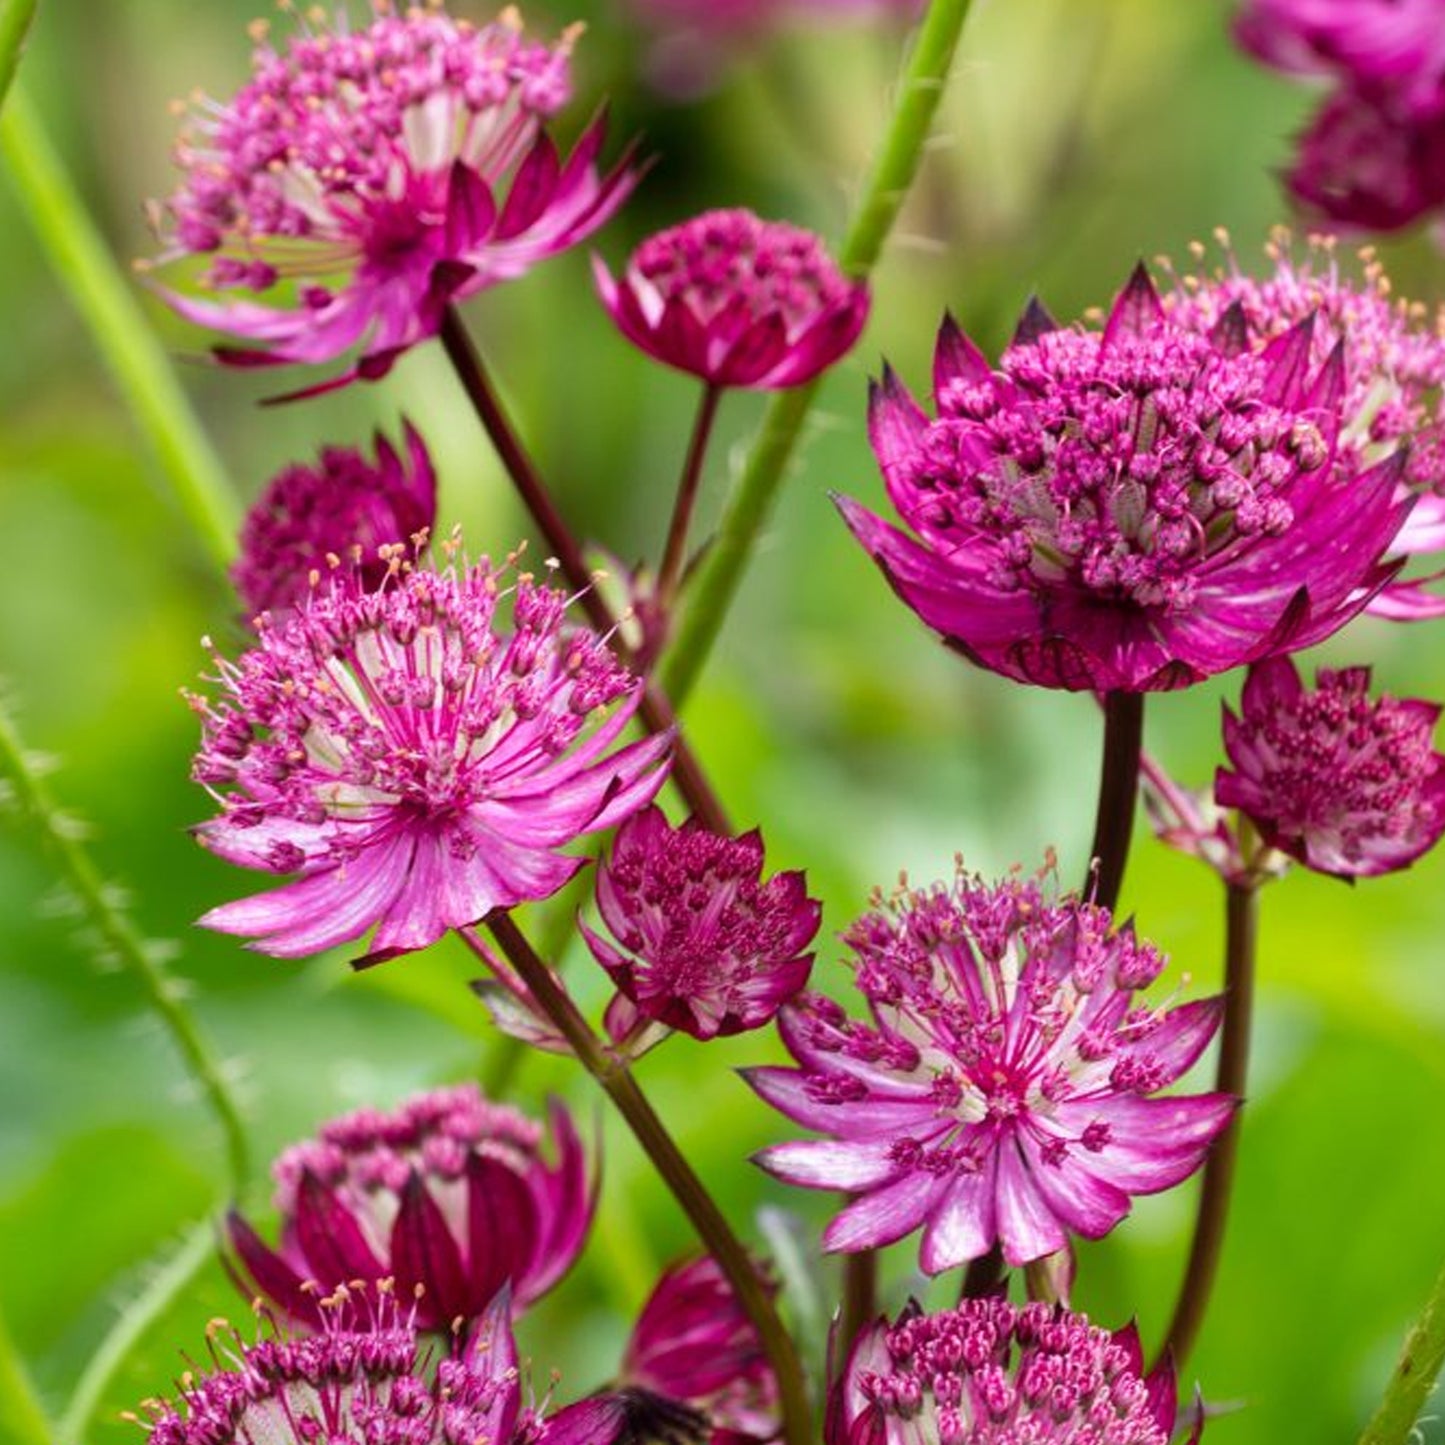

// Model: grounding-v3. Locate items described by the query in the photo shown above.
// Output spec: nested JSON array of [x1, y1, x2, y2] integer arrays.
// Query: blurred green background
[[3, 0, 1445, 1440]]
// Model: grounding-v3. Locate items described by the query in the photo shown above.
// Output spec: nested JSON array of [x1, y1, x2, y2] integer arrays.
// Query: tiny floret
[[594, 208, 869, 388], [750, 868, 1233, 1270], [190, 550, 672, 963]]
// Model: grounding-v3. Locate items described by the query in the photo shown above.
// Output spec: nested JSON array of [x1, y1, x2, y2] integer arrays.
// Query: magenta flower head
[[152, 5, 636, 391], [619, 1255, 781, 1445], [593, 209, 869, 389], [838, 264, 1412, 692], [581, 805, 821, 1043], [233, 423, 437, 619], [1216, 655, 1445, 878], [827, 1299, 1199, 1445], [189, 549, 672, 963], [226, 1084, 593, 1331], [136, 1284, 627, 1445], [750, 868, 1233, 1271]]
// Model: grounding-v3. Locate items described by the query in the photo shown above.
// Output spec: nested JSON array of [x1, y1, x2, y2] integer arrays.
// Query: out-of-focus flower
[[189, 550, 671, 963], [619, 1255, 781, 1445], [1164, 231, 1445, 618], [751, 868, 1233, 1271], [827, 1298, 1200, 1445], [227, 1084, 593, 1331], [838, 264, 1411, 691], [582, 805, 820, 1043], [593, 209, 868, 389], [233, 423, 437, 618], [1216, 655, 1445, 878], [151, 5, 635, 391], [136, 1284, 627, 1445]]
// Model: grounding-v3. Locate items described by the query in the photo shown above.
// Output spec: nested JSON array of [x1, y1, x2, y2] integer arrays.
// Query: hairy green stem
[[0, 0, 37, 112], [659, 0, 977, 708], [0, 89, 239, 570], [0, 1301, 53, 1445], [0, 698, 250, 1188], [1086, 691, 1144, 913], [1358, 1254, 1445, 1445], [470, 915, 813, 1445]]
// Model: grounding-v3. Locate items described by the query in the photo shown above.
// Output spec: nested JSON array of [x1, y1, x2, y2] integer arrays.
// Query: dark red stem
[[1087, 690, 1144, 912]]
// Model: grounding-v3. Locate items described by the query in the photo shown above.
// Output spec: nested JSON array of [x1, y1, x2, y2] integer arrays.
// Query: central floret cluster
[[190, 552, 671, 962], [752, 871, 1232, 1270]]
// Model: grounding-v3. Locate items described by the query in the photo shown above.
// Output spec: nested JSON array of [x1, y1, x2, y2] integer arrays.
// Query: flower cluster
[[189, 552, 671, 963], [153, 3, 634, 388], [228, 1084, 592, 1331], [752, 869, 1233, 1270], [839, 265, 1410, 692]]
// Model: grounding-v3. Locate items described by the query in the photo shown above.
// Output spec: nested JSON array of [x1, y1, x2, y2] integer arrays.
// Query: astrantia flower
[[619, 1256, 781, 1445], [827, 1299, 1200, 1445], [582, 805, 821, 1042], [227, 1084, 593, 1331], [137, 1285, 625, 1445], [190, 552, 671, 962], [838, 265, 1411, 691], [593, 209, 869, 388], [233, 423, 437, 618], [1216, 654, 1445, 878], [750, 870, 1233, 1270], [153, 5, 636, 390], [1165, 234, 1445, 616]]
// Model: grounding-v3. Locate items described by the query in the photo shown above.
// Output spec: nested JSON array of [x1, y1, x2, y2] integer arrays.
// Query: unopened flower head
[[135, 1284, 625, 1445], [189, 545, 672, 963], [828, 1299, 1198, 1445], [838, 263, 1411, 691], [152, 4, 636, 389], [583, 805, 821, 1042], [1216, 655, 1445, 878], [594, 208, 869, 388], [228, 1084, 593, 1331], [234, 423, 437, 618], [751, 868, 1233, 1271]]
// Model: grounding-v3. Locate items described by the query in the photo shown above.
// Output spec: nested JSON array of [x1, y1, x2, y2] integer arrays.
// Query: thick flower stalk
[[751, 868, 1233, 1270], [151, 3, 636, 390], [189, 549, 671, 963], [227, 1084, 592, 1331], [828, 1298, 1200, 1445], [838, 264, 1411, 691], [582, 805, 821, 1045], [134, 1285, 625, 1445], [1216, 654, 1445, 878], [1165, 233, 1445, 618], [233, 423, 437, 618]]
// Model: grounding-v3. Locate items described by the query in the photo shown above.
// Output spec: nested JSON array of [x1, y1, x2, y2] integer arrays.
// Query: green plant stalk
[[0, 1301, 53, 1445], [0, 0, 36, 112], [1358, 1253, 1445, 1445], [659, 0, 976, 707], [0, 697, 250, 1188], [0, 89, 239, 571]]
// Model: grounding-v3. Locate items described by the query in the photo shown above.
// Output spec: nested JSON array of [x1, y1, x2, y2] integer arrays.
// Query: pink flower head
[[828, 1299, 1200, 1445], [227, 1084, 594, 1331], [750, 868, 1233, 1270], [152, 5, 637, 392], [137, 1284, 627, 1445], [619, 1255, 782, 1445], [189, 549, 672, 963], [1164, 232, 1445, 618], [838, 264, 1412, 691], [582, 805, 821, 1042], [593, 209, 869, 388], [233, 423, 437, 619], [1216, 654, 1445, 878]]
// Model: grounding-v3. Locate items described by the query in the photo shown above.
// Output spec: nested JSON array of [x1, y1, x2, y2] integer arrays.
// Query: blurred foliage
[[2, 1, 1445, 1441]]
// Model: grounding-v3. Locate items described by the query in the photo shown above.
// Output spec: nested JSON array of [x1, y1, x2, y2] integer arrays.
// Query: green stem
[[1086, 690, 1144, 913], [0, 0, 37, 112], [1359, 1254, 1445, 1445], [471, 915, 813, 1445], [658, 0, 977, 708], [0, 698, 250, 1189], [0, 1301, 54, 1445], [0, 89, 239, 571], [1154, 879, 1258, 1370]]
